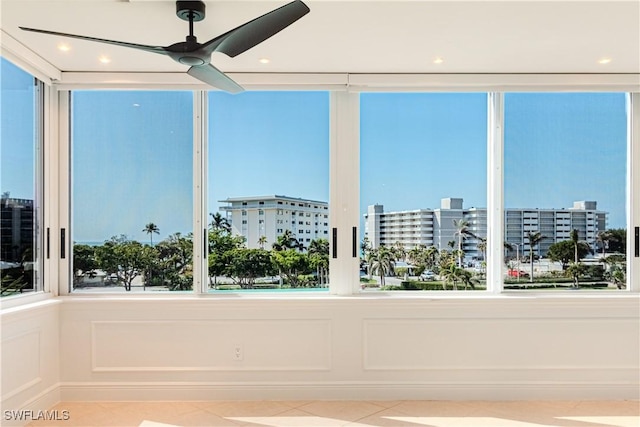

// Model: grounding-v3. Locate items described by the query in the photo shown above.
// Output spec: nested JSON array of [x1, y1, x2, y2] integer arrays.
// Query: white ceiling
[[1, 0, 639, 77]]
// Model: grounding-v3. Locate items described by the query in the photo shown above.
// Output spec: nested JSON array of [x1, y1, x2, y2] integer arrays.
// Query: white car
[[419, 270, 435, 281]]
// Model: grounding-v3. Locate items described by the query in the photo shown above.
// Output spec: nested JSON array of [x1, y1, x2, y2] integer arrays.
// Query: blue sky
[[1, 59, 36, 201], [2, 58, 628, 243]]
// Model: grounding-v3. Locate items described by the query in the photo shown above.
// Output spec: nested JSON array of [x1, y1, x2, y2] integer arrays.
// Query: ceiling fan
[[20, 0, 310, 93]]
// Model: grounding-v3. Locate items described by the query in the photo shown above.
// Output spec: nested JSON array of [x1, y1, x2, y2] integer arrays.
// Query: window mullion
[[329, 91, 360, 295], [486, 92, 504, 293], [193, 90, 207, 294]]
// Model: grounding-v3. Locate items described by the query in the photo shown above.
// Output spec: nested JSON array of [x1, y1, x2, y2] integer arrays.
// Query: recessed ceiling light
[[598, 57, 612, 65], [259, 58, 270, 64], [98, 56, 111, 64], [57, 43, 71, 52], [433, 57, 444, 64]]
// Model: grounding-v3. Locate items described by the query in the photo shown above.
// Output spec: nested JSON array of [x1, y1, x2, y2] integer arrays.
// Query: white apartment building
[[219, 195, 329, 249], [365, 198, 607, 260]]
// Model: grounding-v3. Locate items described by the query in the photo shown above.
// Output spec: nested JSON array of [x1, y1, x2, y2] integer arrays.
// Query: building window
[[1, 58, 43, 298], [258, 210, 264, 215], [71, 90, 193, 292]]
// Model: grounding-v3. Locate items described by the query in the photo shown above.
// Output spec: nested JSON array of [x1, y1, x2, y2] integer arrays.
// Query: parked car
[[507, 269, 529, 278], [419, 270, 436, 281]]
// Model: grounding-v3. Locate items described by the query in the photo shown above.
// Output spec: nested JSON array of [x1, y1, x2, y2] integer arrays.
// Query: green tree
[[95, 235, 147, 291], [603, 254, 626, 289], [225, 248, 273, 288], [208, 229, 245, 288], [271, 249, 310, 287], [155, 232, 193, 290], [73, 243, 98, 285], [547, 240, 588, 270], [565, 262, 588, 288], [257, 235, 268, 249], [606, 228, 626, 254], [525, 231, 545, 283]]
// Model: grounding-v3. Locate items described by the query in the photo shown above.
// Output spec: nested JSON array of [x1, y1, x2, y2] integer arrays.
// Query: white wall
[[52, 295, 639, 401], [1, 294, 638, 427]]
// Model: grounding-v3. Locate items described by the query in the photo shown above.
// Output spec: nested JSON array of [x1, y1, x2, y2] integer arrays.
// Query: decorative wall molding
[[90, 319, 332, 372]]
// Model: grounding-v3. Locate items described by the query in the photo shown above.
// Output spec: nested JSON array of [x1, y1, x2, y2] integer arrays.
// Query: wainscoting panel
[[363, 317, 639, 371], [0, 330, 42, 401], [91, 319, 332, 372]]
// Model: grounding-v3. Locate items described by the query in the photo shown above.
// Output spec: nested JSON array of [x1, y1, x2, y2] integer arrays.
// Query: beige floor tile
[[226, 408, 352, 427], [193, 400, 294, 418], [25, 400, 640, 427], [296, 400, 388, 422]]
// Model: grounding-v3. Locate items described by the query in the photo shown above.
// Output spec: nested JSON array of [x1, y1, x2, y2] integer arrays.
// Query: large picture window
[[503, 93, 628, 290], [207, 91, 329, 292], [71, 91, 194, 292], [360, 93, 488, 291], [1, 58, 43, 297]]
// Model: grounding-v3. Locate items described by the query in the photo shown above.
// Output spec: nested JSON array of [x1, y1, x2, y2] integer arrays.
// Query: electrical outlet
[[233, 344, 243, 361]]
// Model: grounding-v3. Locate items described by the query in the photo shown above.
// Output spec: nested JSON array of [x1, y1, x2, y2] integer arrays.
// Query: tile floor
[[25, 400, 640, 427]]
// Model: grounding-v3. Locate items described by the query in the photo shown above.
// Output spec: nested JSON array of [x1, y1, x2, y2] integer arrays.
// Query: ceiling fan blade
[[187, 64, 244, 94], [19, 27, 168, 56], [202, 0, 310, 58]]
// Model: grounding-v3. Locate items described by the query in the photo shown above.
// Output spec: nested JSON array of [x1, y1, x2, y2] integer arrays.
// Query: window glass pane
[[361, 93, 488, 291], [208, 91, 329, 292], [1, 58, 41, 297], [71, 91, 193, 292], [504, 93, 627, 290]]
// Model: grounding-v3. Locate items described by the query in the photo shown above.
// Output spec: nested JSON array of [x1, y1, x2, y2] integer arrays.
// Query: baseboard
[[1, 384, 61, 427], [59, 381, 640, 402]]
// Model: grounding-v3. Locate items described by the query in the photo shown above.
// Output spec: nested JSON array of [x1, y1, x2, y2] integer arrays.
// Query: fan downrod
[[176, 1, 206, 22]]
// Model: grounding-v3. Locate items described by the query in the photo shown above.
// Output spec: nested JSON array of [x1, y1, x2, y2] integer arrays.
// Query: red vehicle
[[507, 269, 529, 278]]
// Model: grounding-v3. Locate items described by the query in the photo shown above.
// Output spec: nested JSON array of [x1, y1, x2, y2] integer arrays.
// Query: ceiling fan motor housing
[[176, 1, 206, 22]]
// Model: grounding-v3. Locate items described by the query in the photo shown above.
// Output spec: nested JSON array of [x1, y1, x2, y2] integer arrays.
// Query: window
[[504, 93, 628, 290], [1, 58, 43, 297], [209, 92, 329, 291], [71, 91, 194, 292], [360, 93, 488, 291]]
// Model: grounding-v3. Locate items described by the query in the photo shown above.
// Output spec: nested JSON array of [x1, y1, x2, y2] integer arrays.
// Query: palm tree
[[142, 222, 160, 246], [477, 237, 487, 261], [595, 230, 612, 259], [369, 246, 395, 286], [570, 229, 580, 264], [257, 236, 267, 249], [453, 219, 476, 267], [525, 231, 545, 283], [209, 212, 231, 232], [142, 223, 160, 290], [272, 229, 300, 251], [308, 238, 329, 285]]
